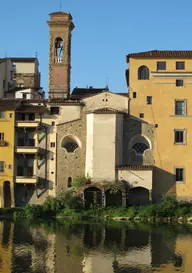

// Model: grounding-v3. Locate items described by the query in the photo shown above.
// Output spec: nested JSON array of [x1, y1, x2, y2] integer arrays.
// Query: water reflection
[[0, 220, 191, 272]]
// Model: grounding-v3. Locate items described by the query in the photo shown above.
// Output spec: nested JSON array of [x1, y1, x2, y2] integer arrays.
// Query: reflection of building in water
[[56, 231, 83, 273], [82, 225, 152, 273], [0, 221, 13, 273], [13, 224, 56, 273]]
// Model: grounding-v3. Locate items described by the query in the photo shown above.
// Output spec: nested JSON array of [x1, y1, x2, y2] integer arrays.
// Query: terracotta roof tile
[[127, 50, 192, 62], [17, 105, 48, 113], [0, 99, 21, 110], [49, 98, 82, 105], [90, 108, 125, 114], [117, 165, 153, 170]]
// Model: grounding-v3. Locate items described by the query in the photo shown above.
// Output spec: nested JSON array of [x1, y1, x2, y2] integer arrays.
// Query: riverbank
[[1, 195, 192, 224]]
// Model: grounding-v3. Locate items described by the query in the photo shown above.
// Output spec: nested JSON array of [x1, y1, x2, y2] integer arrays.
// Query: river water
[[0, 220, 191, 272]]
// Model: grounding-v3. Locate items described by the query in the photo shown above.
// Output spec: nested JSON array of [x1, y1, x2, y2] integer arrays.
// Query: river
[[0, 220, 191, 272]]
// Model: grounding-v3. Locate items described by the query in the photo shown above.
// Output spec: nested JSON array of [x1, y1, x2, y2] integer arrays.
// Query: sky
[[0, 0, 192, 96]]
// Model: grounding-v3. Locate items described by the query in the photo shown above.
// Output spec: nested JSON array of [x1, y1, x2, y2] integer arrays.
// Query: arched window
[[64, 142, 78, 153], [55, 37, 63, 63], [132, 143, 148, 154], [138, 66, 149, 80], [129, 135, 151, 155], [61, 135, 81, 153], [68, 177, 72, 188]]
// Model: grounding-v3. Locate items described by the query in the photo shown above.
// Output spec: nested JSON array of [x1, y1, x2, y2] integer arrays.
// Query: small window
[[174, 129, 186, 144], [138, 66, 149, 80], [52, 121, 55, 126], [13, 64, 16, 72], [175, 100, 186, 115], [175, 168, 184, 182], [22, 93, 27, 99], [10, 113, 13, 118], [8, 165, 12, 169], [157, 61, 166, 70], [50, 107, 59, 115], [0, 133, 4, 141], [133, 92, 137, 98], [0, 161, 4, 172], [176, 79, 184, 87], [51, 142, 55, 148], [140, 113, 144, 118], [176, 62, 185, 70], [68, 177, 72, 188], [0, 112, 4, 119], [147, 96, 152, 105]]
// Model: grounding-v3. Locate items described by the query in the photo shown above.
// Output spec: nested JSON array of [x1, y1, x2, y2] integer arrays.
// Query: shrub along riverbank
[[1, 193, 192, 223]]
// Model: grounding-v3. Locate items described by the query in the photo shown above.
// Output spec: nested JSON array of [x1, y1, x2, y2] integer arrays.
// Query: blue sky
[[1, 0, 191, 96]]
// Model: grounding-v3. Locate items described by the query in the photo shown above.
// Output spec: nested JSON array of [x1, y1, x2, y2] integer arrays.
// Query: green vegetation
[[1, 194, 192, 222]]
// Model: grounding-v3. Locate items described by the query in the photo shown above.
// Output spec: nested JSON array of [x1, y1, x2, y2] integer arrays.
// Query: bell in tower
[[47, 12, 75, 98]]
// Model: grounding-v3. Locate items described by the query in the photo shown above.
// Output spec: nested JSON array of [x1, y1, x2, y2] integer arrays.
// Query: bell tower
[[47, 12, 75, 98]]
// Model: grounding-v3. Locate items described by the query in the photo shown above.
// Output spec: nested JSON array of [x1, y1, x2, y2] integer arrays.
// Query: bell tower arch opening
[[47, 12, 75, 99]]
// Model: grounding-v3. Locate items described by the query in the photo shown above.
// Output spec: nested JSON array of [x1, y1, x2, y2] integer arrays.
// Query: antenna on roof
[[5, 52, 7, 58], [105, 75, 109, 91], [60, 0, 62, 11], [35, 52, 38, 58]]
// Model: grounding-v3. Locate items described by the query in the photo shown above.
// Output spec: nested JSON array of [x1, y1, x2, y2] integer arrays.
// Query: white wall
[[15, 88, 42, 99], [57, 105, 81, 125], [83, 91, 129, 113], [13, 62, 35, 74], [86, 113, 117, 182], [85, 114, 94, 178], [115, 114, 123, 166], [118, 169, 153, 190]]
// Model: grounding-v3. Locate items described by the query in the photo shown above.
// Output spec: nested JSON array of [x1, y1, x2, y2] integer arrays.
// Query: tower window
[[133, 92, 137, 98], [68, 177, 72, 188], [140, 113, 144, 118], [55, 37, 63, 63]]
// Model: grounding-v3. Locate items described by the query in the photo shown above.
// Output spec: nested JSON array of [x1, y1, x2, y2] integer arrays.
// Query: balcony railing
[[54, 56, 63, 63], [0, 141, 8, 147], [17, 138, 35, 147]]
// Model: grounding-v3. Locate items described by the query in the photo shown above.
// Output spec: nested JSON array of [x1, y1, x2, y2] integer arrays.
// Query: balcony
[[16, 167, 37, 184], [0, 141, 8, 147], [16, 176, 38, 184], [16, 121, 39, 128], [15, 138, 38, 154]]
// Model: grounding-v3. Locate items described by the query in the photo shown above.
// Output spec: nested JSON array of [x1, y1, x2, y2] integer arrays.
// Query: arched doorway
[[105, 189, 122, 207], [3, 181, 11, 208], [84, 187, 102, 208], [127, 187, 149, 206]]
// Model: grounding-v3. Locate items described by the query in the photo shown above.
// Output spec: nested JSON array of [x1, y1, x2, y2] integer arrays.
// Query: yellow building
[[0, 100, 17, 207], [127, 50, 192, 202]]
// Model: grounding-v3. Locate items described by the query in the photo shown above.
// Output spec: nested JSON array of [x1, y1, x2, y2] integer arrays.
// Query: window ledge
[[174, 143, 186, 145], [176, 181, 185, 184], [170, 115, 192, 117]]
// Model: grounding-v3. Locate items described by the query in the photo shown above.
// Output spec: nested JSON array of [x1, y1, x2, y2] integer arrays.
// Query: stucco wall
[[129, 57, 192, 200], [13, 62, 35, 74], [83, 92, 128, 113], [86, 113, 117, 182], [118, 169, 153, 190]]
